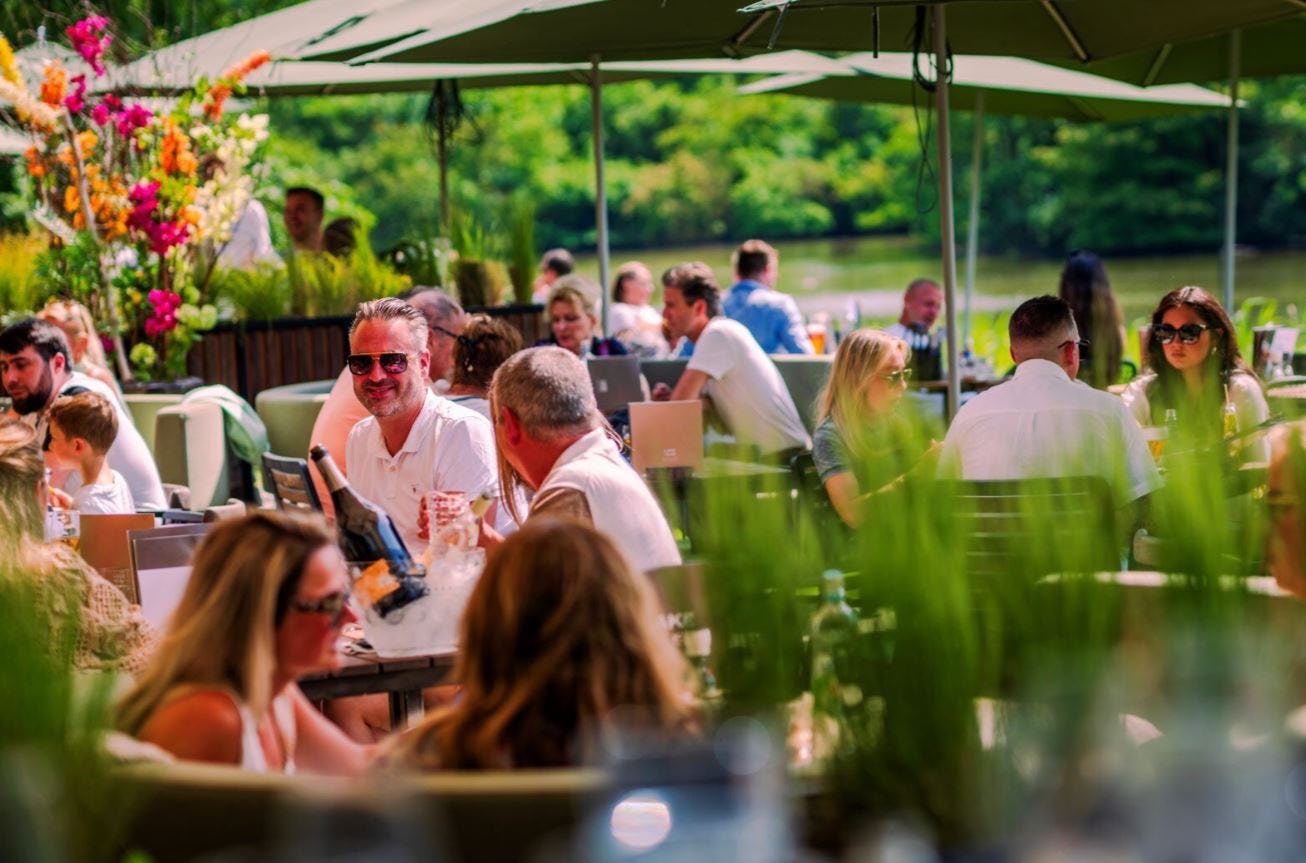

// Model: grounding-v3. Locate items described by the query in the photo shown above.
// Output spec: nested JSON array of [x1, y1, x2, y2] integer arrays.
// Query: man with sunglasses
[[938, 295, 1161, 512], [339, 298, 506, 552], [308, 290, 466, 514]]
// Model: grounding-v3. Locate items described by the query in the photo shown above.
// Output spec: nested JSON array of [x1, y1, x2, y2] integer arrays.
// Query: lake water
[[576, 234, 1305, 327]]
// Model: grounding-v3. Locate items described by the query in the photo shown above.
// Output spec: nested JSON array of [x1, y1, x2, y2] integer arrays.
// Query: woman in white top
[[1121, 286, 1269, 463], [444, 314, 523, 420], [117, 511, 369, 774], [608, 261, 669, 358]]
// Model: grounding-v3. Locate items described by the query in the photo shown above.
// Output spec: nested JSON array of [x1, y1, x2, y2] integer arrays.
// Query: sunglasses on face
[[879, 368, 913, 385], [347, 352, 412, 376], [1154, 323, 1212, 345], [290, 591, 350, 626]]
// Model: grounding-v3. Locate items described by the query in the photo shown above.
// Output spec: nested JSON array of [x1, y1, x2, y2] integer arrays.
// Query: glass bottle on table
[[809, 569, 862, 760], [309, 444, 428, 618]]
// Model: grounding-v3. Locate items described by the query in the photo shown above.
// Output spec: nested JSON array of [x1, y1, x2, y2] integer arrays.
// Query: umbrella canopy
[[0, 125, 30, 154], [297, 0, 1302, 66], [1077, 14, 1306, 86], [105, 50, 851, 97], [740, 52, 1231, 121]]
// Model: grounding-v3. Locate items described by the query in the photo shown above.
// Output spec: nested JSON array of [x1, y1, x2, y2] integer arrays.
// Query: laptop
[[127, 523, 210, 630], [587, 355, 644, 416], [629, 400, 705, 474]]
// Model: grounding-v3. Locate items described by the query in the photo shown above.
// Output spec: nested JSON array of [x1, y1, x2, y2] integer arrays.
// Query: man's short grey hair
[[406, 288, 465, 332], [350, 298, 428, 352], [490, 346, 600, 440]]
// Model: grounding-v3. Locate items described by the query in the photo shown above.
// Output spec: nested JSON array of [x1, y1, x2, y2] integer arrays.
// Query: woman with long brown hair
[[1058, 250, 1126, 389], [444, 313, 523, 420], [387, 517, 696, 770], [1122, 286, 1268, 462]]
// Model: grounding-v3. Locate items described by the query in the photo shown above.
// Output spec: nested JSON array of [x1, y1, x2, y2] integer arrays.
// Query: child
[[46, 391, 135, 514]]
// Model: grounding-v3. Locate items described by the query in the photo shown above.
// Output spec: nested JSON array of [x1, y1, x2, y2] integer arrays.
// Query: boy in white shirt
[[46, 391, 136, 515]]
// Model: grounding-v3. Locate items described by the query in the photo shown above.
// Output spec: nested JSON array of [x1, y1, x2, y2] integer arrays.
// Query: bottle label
[[354, 558, 400, 606]]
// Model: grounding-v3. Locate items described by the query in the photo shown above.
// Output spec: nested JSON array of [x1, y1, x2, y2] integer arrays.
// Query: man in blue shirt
[[722, 239, 814, 355]]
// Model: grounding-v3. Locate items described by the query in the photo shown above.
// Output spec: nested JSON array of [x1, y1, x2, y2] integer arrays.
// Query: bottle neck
[[311, 446, 347, 493]]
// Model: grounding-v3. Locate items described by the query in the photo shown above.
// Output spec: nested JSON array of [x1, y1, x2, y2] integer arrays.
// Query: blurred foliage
[[0, 231, 45, 319]]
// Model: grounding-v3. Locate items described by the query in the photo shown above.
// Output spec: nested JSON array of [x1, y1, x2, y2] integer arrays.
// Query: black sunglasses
[[1058, 338, 1090, 350], [1154, 323, 1212, 345], [347, 352, 411, 376], [290, 592, 350, 626]]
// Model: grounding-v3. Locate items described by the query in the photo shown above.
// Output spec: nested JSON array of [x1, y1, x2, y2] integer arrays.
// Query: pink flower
[[66, 15, 112, 77], [127, 181, 160, 233], [143, 317, 163, 338], [63, 74, 87, 114], [147, 220, 191, 256], [91, 93, 121, 126], [115, 103, 152, 138]]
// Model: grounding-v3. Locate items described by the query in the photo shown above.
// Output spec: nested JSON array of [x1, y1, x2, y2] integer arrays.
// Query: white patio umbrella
[[740, 53, 1230, 342]]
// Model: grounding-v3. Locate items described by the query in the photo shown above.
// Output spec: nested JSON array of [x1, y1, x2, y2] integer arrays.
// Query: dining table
[[299, 638, 456, 729]]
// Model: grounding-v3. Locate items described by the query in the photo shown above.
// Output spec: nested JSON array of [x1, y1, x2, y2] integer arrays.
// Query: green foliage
[[285, 235, 410, 318], [208, 263, 291, 321], [506, 195, 537, 304], [0, 232, 45, 320]]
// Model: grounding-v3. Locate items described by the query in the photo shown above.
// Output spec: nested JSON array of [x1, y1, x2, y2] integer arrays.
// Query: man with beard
[[0, 318, 165, 510], [341, 298, 507, 552]]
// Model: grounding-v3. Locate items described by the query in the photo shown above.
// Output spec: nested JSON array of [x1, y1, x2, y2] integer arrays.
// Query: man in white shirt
[[309, 289, 466, 513], [483, 346, 681, 572], [654, 262, 811, 459], [343, 298, 506, 553], [0, 317, 165, 510], [938, 295, 1161, 509]]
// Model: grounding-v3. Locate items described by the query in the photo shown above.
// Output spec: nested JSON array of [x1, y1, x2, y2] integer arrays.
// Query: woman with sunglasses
[[1122, 286, 1269, 463], [812, 329, 927, 528], [118, 511, 370, 774]]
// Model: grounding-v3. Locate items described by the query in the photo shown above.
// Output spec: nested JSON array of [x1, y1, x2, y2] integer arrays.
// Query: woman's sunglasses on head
[[347, 352, 412, 376], [1154, 323, 1212, 345]]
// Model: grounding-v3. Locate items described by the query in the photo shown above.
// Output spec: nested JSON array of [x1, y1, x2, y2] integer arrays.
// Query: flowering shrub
[[2, 15, 268, 380]]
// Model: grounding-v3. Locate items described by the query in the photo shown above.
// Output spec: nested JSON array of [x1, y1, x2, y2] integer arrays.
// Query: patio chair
[[261, 452, 323, 513]]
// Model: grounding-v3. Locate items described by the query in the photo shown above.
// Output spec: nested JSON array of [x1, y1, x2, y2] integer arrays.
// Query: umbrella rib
[[1037, 0, 1091, 63], [731, 10, 776, 50], [1142, 44, 1173, 87]]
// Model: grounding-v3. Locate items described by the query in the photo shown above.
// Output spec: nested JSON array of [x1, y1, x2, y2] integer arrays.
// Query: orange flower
[[24, 145, 45, 178], [204, 83, 232, 120], [159, 119, 197, 176], [54, 144, 75, 169], [178, 205, 200, 226], [220, 49, 271, 83], [64, 184, 80, 214], [75, 129, 98, 156], [39, 61, 66, 107]]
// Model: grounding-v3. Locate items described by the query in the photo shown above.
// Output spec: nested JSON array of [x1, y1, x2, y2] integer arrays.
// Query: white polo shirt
[[345, 390, 509, 554], [938, 358, 1161, 506], [531, 428, 682, 572], [687, 317, 811, 455]]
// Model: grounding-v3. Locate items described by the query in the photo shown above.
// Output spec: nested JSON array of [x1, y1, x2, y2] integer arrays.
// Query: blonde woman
[[539, 279, 628, 358], [387, 518, 696, 770], [0, 419, 155, 673], [38, 300, 122, 398], [812, 329, 919, 527], [117, 511, 369, 775]]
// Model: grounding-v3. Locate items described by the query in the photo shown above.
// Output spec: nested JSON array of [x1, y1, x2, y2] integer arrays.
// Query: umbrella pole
[[438, 119, 450, 234], [934, 6, 961, 422], [963, 90, 985, 349], [1221, 29, 1240, 313], [590, 56, 612, 333]]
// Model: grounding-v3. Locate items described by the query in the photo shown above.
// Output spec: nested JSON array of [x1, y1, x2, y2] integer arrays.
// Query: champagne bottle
[[809, 570, 862, 759], [310, 444, 427, 618]]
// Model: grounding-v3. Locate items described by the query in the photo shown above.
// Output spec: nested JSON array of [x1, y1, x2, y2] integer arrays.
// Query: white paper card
[[137, 566, 192, 630]]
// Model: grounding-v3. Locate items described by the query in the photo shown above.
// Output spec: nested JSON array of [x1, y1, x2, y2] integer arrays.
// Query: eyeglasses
[[347, 352, 412, 376], [1058, 338, 1090, 351], [1154, 323, 1212, 345], [290, 592, 350, 626], [879, 368, 913, 385], [430, 325, 460, 341]]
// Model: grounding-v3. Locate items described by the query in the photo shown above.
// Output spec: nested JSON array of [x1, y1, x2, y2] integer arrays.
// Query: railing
[[185, 304, 547, 401]]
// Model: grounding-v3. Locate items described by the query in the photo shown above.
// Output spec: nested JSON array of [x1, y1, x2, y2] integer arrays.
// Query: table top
[[1268, 383, 1306, 400]]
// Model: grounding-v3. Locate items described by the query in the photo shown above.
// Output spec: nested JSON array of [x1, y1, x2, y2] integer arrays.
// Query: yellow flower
[[0, 35, 20, 86]]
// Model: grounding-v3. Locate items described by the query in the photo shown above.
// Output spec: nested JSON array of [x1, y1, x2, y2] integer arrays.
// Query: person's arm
[[291, 686, 374, 776], [136, 691, 244, 766], [822, 471, 862, 528], [669, 368, 712, 402], [779, 299, 814, 355]]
